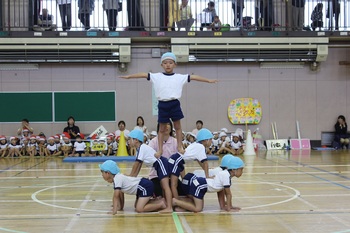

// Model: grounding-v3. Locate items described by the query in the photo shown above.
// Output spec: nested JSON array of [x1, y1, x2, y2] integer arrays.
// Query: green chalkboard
[[54, 92, 116, 122], [0, 92, 53, 122]]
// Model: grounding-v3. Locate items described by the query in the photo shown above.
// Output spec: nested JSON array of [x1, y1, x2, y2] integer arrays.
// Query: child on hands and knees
[[172, 154, 244, 212], [100, 160, 166, 214], [127, 129, 173, 213], [119, 52, 217, 156], [168, 128, 213, 198]]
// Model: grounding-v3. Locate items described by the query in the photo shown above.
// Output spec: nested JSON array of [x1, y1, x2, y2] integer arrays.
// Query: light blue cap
[[99, 160, 120, 175], [161, 52, 177, 64], [128, 129, 144, 142], [220, 154, 233, 168], [196, 128, 213, 142], [227, 156, 245, 170]]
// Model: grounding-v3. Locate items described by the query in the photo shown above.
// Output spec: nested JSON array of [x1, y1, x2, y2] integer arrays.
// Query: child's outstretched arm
[[197, 160, 211, 178], [190, 75, 218, 83], [119, 73, 148, 79], [129, 160, 143, 177], [110, 189, 123, 215]]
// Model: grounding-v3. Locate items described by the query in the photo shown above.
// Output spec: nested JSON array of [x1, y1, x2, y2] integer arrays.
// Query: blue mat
[[63, 155, 219, 163], [312, 147, 335, 151]]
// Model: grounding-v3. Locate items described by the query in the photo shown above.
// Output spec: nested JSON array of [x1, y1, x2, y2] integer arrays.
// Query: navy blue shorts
[[181, 173, 197, 195], [158, 99, 184, 123], [137, 178, 154, 198], [168, 153, 185, 177], [153, 156, 170, 180], [76, 151, 84, 157], [189, 177, 207, 199]]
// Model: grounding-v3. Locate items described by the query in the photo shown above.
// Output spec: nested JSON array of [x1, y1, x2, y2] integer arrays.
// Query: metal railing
[[1, 0, 349, 32]]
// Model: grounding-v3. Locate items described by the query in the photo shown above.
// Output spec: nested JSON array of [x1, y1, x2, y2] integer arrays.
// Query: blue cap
[[220, 154, 233, 168], [128, 129, 144, 142], [99, 160, 120, 175], [196, 128, 213, 142], [227, 156, 245, 170], [161, 52, 177, 64]]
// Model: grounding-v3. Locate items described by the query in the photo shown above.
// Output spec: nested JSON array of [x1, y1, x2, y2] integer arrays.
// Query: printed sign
[[266, 139, 288, 150], [228, 98, 262, 125], [88, 125, 108, 139]]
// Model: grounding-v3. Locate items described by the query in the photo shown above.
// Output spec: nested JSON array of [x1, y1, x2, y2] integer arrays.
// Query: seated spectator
[[35, 9, 57, 31], [333, 115, 349, 149], [311, 3, 323, 31], [210, 15, 222, 31], [199, 1, 217, 31], [176, 0, 194, 31], [192, 120, 203, 135]]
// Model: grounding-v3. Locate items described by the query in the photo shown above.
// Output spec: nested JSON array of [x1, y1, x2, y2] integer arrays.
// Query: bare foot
[[159, 207, 173, 213], [172, 197, 179, 207], [174, 207, 188, 212], [160, 198, 167, 209]]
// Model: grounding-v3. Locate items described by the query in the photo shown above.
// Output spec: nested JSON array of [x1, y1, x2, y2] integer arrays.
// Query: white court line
[[2, 171, 350, 180], [297, 191, 350, 228], [64, 180, 100, 232], [2, 164, 350, 173], [31, 180, 108, 213], [0, 227, 27, 233], [179, 215, 193, 233], [1, 208, 350, 219], [5, 193, 350, 204], [30, 180, 302, 214]]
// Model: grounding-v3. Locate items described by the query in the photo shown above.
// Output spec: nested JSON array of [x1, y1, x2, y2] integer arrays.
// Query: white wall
[[0, 47, 349, 140]]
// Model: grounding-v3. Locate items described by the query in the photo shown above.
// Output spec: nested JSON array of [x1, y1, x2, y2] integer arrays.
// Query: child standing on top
[[119, 52, 217, 157]]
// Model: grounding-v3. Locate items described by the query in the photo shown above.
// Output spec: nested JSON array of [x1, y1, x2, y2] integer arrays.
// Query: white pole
[[274, 122, 279, 139], [271, 122, 276, 140], [296, 121, 302, 149]]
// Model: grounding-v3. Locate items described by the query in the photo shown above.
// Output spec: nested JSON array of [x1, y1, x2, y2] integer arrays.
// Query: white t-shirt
[[47, 143, 58, 151], [8, 144, 21, 149], [113, 173, 142, 195], [206, 170, 231, 193], [136, 144, 157, 166], [193, 167, 223, 178], [0, 144, 8, 149], [114, 130, 130, 139], [148, 73, 190, 101], [134, 125, 149, 136], [211, 138, 219, 147], [183, 142, 207, 162], [74, 141, 86, 151], [62, 142, 72, 147], [231, 141, 242, 149]]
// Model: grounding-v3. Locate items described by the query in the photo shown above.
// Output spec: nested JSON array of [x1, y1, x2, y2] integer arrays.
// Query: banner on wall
[[228, 98, 262, 125]]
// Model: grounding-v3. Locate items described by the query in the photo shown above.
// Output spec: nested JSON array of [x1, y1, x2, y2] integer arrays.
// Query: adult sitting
[[333, 115, 349, 149], [34, 8, 57, 31], [63, 116, 80, 140]]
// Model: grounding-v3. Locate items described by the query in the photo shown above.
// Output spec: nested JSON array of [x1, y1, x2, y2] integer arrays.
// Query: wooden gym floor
[[0, 149, 350, 233]]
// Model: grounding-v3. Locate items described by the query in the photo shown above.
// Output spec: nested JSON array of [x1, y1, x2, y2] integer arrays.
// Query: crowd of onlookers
[[28, 0, 344, 32], [0, 118, 247, 158]]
